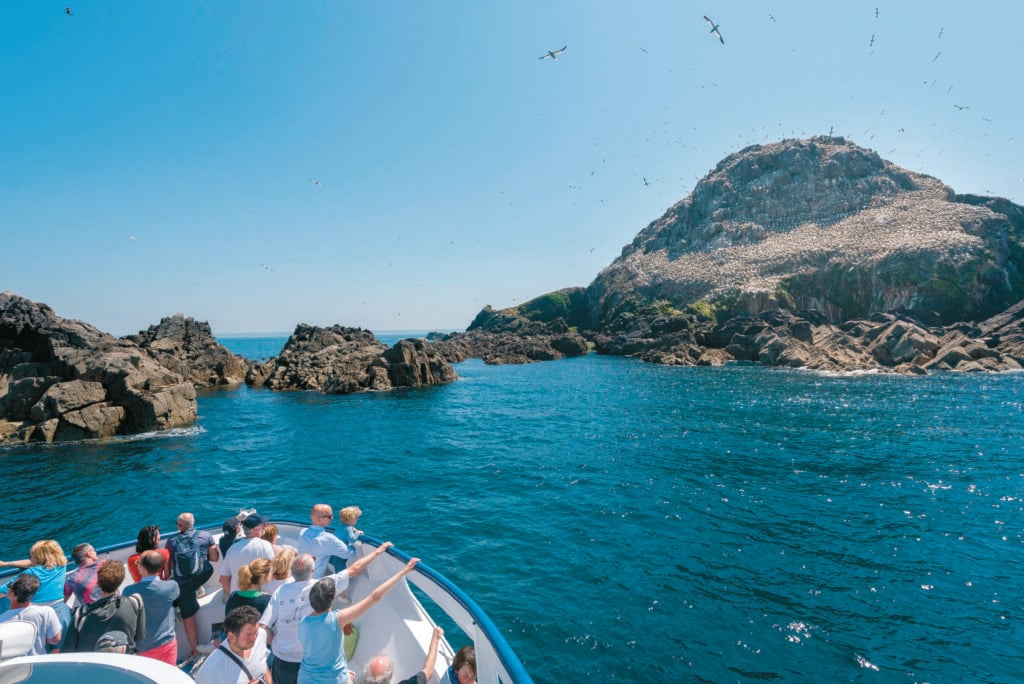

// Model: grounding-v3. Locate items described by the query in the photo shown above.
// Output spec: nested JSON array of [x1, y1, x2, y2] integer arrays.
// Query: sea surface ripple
[[2, 336, 1022, 682]]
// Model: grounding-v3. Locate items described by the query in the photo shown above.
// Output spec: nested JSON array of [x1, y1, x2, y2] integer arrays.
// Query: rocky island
[[442, 136, 1024, 373]]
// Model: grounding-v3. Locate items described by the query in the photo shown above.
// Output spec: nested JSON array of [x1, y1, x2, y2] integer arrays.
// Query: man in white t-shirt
[[219, 512, 275, 597], [0, 574, 62, 655], [194, 605, 269, 684], [261, 543, 392, 684]]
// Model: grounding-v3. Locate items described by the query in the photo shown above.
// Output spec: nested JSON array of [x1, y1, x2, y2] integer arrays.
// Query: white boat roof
[[0, 652, 194, 683]]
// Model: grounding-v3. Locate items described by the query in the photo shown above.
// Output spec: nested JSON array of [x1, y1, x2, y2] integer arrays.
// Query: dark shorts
[[173, 564, 213, 619], [272, 656, 300, 684]]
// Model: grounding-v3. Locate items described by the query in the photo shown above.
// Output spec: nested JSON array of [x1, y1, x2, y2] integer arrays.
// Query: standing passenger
[[0, 539, 71, 647], [165, 511, 219, 659], [220, 513, 275, 596], [298, 558, 419, 684], [124, 549, 180, 665], [261, 544, 393, 684], [63, 559, 145, 652], [64, 543, 103, 606], [297, 505, 353, 579], [0, 575, 62, 655], [194, 606, 271, 684], [127, 526, 170, 582]]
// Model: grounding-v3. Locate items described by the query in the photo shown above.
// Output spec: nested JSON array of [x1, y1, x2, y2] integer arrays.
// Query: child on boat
[[339, 506, 363, 556]]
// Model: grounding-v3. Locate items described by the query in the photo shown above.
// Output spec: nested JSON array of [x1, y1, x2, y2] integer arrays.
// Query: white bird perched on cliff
[[703, 15, 724, 44], [539, 46, 567, 60]]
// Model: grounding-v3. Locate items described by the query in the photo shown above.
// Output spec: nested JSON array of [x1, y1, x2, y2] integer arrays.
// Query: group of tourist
[[0, 504, 479, 684]]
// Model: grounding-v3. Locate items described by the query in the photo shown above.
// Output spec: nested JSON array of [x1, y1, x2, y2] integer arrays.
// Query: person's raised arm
[[346, 541, 393, 579], [420, 626, 444, 680], [336, 558, 418, 627]]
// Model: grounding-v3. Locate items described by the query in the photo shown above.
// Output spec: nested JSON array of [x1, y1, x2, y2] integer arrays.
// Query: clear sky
[[3, 2, 1022, 336]]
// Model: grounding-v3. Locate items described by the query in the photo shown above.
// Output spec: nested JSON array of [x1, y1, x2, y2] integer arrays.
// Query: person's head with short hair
[[8, 574, 41, 605], [261, 523, 278, 545], [451, 645, 477, 684], [134, 525, 160, 553], [310, 504, 333, 526], [272, 548, 296, 580], [360, 653, 396, 684], [29, 540, 67, 569], [340, 506, 362, 525], [223, 605, 261, 653], [177, 512, 195, 532], [96, 558, 125, 594], [137, 549, 165, 577], [308, 577, 336, 613], [95, 630, 129, 653], [291, 553, 315, 582], [71, 543, 97, 565], [238, 557, 272, 591]]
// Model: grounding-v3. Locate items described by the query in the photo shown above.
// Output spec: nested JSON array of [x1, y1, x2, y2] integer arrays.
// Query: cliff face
[[0, 292, 197, 445], [124, 313, 249, 387], [586, 136, 1024, 328], [433, 288, 590, 365]]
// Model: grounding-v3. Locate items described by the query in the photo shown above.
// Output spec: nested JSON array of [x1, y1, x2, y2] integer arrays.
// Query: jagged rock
[[125, 314, 249, 387], [433, 290, 590, 365], [383, 339, 458, 387], [245, 360, 275, 388], [0, 292, 197, 445], [257, 324, 456, 393]]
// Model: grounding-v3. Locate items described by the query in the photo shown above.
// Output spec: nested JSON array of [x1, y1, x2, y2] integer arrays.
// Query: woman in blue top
[[298, 556, 418, 684], [0, 539, 71, 647]]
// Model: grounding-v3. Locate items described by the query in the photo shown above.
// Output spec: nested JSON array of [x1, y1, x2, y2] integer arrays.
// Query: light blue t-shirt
[[0, 565, 66, 603], [296, 527, 352, 579], [298, 610, 348, 684]]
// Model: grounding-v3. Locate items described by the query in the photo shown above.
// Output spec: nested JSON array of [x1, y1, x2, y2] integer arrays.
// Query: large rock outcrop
[[433, 289, 590, 365], [124, 314, 249, 387], [0, 292, 197, 445], [587, 136, 1024, 329], [453, 136, 1024, 373], [255, 324, 456, 393]]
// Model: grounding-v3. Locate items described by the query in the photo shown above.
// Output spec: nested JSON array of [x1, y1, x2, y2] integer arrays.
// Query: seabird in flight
[[703, 15, 724, 44], [539, 46, 567, 60]]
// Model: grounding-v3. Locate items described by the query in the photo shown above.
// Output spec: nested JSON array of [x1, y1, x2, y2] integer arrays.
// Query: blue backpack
[[173, 531, 204, 579]]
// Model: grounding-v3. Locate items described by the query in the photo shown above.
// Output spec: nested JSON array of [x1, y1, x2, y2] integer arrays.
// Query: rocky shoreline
[[0, 293, 457, 446], [5, 136, 1024, 446]]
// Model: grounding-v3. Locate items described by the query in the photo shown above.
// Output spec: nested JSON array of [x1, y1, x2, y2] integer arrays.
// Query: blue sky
[[3, 2, 1022, 336]]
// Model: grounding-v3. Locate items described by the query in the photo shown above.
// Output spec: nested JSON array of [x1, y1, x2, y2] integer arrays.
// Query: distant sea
[[2, 335, 1022, 682]]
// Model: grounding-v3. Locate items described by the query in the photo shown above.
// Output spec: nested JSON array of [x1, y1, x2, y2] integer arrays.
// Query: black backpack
[[172, 530, 204, 579]]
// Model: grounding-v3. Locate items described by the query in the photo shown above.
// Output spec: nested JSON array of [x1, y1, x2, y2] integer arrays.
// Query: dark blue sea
[[3, 335, 1023, 683]]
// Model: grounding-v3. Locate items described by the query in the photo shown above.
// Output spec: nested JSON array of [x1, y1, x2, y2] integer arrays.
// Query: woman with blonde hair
[[224, 556, 273, 616], [265, 547, 297, 595], [0, 539, 72, 646]]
